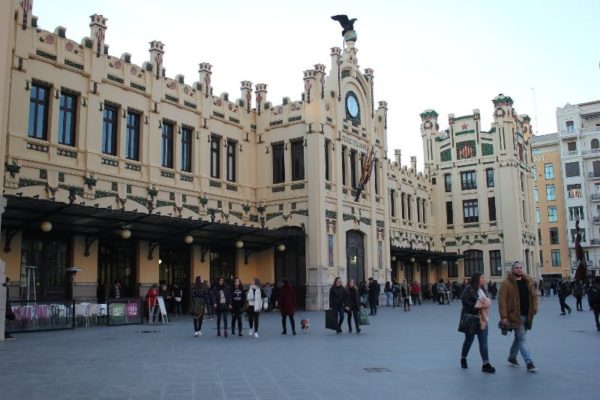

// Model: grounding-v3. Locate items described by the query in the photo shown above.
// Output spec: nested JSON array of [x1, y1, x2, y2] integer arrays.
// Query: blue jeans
[[461, 326, 489, 362], [510, 315, 533, 364], [386, 292, 393, 306], [333, 306, 345, 331]]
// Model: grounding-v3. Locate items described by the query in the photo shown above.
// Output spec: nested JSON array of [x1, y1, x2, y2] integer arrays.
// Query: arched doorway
[[346, 230, 365, 284], [275, 230, 306, 309]]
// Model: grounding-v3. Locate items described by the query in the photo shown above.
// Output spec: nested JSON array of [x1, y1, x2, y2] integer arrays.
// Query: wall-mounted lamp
[[284, 142, 288, 150], [158, 120, 162, 129], [391, 256, 396, 262], [144, 115, 149, 125], [54, 89, 60, 99], [235, 240, 244, 249], [410, 257, 415, 263], [277, 243, 286, 252], [239, 143, 243, 152], [184, 234, 194, 244], [25, 80, 30, 91], [40, 220, 53, 232], [426, 259, 431, 264], [303, 139, 308, 147], [265, 146, 270, 154], [81, 97, 87, 107], [120, 229, 132, 240], [99, 102, 104, 112], [122, 109, 127, 119], [207, 135, 212, 143]]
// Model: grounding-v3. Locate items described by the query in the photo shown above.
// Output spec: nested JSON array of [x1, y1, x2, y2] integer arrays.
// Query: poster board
[[156, 296, 169, 323]]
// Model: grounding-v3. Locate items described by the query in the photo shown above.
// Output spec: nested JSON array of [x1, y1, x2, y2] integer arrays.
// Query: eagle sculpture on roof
[[331, 15, 357, 36]]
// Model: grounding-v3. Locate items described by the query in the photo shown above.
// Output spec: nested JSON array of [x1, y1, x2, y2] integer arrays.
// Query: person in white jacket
[[246, 278, 263, 338]]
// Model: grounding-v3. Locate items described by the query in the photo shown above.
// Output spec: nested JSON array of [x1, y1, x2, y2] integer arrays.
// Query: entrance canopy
[[390, 245, 459, 264], [2, 195, 305, 256]]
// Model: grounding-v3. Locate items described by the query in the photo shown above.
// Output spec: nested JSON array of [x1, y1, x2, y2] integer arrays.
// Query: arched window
[[591, 138, 599, 150], [463, 250, 484, 277]]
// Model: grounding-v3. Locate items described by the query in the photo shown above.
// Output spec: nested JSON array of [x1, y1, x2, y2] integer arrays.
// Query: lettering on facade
[[341, 135, 369, 151]]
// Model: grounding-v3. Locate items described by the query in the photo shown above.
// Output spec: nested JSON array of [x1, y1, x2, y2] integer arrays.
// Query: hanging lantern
[[40, 221, 53, 232]]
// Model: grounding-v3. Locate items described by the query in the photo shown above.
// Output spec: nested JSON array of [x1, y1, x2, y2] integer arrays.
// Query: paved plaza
[[1, 296, 599, 400]]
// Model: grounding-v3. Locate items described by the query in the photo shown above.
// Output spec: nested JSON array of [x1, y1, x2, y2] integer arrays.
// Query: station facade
[[0, 1, 538, 311]]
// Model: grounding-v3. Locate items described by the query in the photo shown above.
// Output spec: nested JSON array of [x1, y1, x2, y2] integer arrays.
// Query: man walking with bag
[[498, 261, 538, 373]]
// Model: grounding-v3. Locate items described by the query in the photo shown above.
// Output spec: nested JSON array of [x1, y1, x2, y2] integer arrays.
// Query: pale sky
[[32, 0, 600, 169]]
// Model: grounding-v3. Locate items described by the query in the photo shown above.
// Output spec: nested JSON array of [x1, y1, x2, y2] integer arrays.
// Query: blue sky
[[31, 0, 600, 168]]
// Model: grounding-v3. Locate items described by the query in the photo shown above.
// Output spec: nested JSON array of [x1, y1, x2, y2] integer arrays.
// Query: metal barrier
[[107, 297, 143, 326], [6, 300, 75, 333]]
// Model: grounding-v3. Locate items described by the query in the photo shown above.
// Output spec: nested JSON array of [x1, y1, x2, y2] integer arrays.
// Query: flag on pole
[[354, 147, 376, 201]]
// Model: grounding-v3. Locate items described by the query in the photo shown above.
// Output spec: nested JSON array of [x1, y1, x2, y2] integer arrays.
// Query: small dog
[[300, 318, 310, 333]]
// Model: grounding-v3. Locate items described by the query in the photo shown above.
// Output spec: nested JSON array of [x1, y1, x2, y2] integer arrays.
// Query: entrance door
[[159, 247, 191, 287], [346, 230, 365, 283], [275, 235, 306, 309], [98, 241, 136, 299], [20, 233, 70, 300], [210, 251, 236, 287]]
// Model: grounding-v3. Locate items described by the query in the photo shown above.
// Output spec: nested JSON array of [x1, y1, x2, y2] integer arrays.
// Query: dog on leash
[[300, 318, 310, 333]]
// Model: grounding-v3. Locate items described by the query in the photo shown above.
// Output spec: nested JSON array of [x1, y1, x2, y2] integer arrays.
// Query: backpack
[[588, 284, 600, 306]]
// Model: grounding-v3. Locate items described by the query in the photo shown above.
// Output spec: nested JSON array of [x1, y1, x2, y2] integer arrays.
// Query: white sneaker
[[194, 331, 199, 337], [249, 329, 254, 336], [254, 332, 259, 338], [198, 331, 203, 336]]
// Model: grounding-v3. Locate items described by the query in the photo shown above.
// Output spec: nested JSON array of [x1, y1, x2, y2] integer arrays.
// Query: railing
[[591, 239, 600, 245], [568, 189, 582, 199], [594, 216, 600, 224], [563, 150, 579, 157], [591, 193, 600, 201], [6, 300, 75, 333], [559, 129, 578, 137], [582, 149, 600, 156], [589, 172, 600, 179]]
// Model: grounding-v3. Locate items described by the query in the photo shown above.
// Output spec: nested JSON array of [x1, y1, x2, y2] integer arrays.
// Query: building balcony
[[567, 189, 583, 199], [562, 150, 580, 157], [559, 129, 579, 138], [582, 149, 600, 158], [590, 239, 600, 246], [590, 172, 600, 180], [591, 193, 600, 202], [594, 216, 600, 224]]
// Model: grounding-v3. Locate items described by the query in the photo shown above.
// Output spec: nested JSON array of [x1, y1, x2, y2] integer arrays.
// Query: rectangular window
[[161, 121, 174, 168], [549, 228, 559, 245], [567, 183, 582, 199], [539, 250, 543, 266], [567, 141, 577, 151], [291, 140, 305, 181], [488, 197, 496, 222], [535, 207, 540, 224], [390, 189, 396, 217], [401, 193, 406, 220], [565, 120, 575, 133], [568, 206, 584, 221], [565, 161, 580, 177], [324, 140, 330, 181], [272, 142, 285, 184], [341, 146, 347, 186], [463, 199, 479, 223], [546, 184, 556, 201], [407, 195, 412, 221], [28, 82, 50, 140], [444, 173, 452, 192], [551, 250, 561, 267], [422, 199, 427, 224], [102, 104, 119, 155], [544, 163, 554, 179], [532, 166, 537, 182], [181, 127, 192, 172], [448, 261, 458, 278], [570, 229, 586, 243], [446, 201, 453, 225], [58, 91, 77, 146], [210, 135, 221, 178], [486, 168, 494, 188], [534, 187, 538, 203], [226, 139, 236, 182], [125, 111, 140, 160], [460, 170, 477, 190], [374, 160, 379, 195], [538, 228, 542, 245], [547, 206, 557, 223], [350, 150, 357, 189], [490, 250, 502, 276]]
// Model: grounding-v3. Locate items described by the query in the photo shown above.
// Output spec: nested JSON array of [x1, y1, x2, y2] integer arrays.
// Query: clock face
[[346, 92, 359, 120]]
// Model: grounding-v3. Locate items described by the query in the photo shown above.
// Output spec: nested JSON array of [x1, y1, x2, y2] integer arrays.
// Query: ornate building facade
[[0, 2, 538, 312]]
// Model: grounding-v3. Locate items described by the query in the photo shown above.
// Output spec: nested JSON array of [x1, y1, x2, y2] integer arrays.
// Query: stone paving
[[1, 295, 599, 400]]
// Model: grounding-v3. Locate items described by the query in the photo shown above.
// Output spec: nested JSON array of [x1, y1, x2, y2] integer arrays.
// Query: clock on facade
[[345, 91, 360, 122]]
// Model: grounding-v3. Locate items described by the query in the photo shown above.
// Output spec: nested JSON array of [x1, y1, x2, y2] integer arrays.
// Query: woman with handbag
[[246, 278, 263, 338], [459, 272, 495, 373], [329, 277, 348, 334]]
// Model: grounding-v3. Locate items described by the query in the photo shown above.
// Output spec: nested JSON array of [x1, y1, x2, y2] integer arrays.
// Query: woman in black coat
[[329, 277, 348, 334], [346, 279, 362, 334], [212, 277, 232, 337]]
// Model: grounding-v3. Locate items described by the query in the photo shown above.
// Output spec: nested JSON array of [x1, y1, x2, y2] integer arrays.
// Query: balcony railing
[[562, 150, 580, 157], [590, 239, 600, 245], [594, 216, 600, 224], [582, 149, 600, 157], [590, 172, 600, 179], [568, 189, 582, 199], [591, 193, 600, 201], [559, 129, 579, 137]]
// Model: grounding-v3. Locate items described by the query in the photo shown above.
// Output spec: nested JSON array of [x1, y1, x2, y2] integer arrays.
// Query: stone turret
[[255, 83, 267, 116], [394, 149, 401, 165], [149, 40, 164, 80], [198, 62, 212, 98], [420, 109, 439, 136], [492, 93, 514, 122], [240, 81, 253, 113], [521, 114, 533, 141], [89, 14, 108, 57], [411, 156, 417, 171]]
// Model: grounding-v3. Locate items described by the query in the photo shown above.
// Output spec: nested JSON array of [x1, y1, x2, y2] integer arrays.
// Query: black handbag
[[458, 312, 480, 334], [325, 309, 338, 330]]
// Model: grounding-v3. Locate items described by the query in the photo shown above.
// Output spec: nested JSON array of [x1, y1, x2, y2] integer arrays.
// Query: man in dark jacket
[[368, 278, 380, 315], [499, 261, 538, 373], [588, 276, 600, 331], [558, 278, 572, 315], [278, 279, 296, 335]]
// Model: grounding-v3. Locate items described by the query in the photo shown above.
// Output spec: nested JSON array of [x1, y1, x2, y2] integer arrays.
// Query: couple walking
[[459, 261, 538, 373]]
